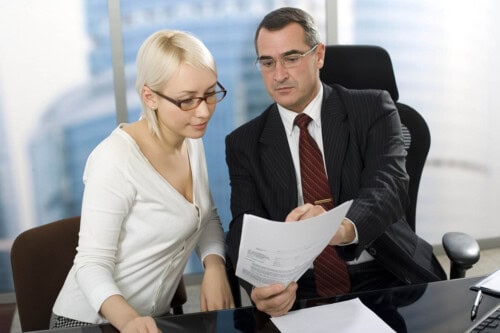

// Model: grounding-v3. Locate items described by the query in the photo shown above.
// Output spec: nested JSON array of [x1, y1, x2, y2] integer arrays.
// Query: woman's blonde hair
[[135, 30, 217, 136]]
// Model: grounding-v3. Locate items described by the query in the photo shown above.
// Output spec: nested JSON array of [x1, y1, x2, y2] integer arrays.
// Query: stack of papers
[[472, 269, 500, 296]]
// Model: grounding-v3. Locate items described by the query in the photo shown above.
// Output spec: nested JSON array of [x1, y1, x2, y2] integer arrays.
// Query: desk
[[32, 276, 499, 333]]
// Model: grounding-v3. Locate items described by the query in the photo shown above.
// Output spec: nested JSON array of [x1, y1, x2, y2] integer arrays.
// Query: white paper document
[[270, 298, 395, 333], [472, 269, 500, 296], [236, 200, 352, 287]]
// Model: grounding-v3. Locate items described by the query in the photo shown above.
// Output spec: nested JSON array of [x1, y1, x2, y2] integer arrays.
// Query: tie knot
[[294, 113, 312, 130]]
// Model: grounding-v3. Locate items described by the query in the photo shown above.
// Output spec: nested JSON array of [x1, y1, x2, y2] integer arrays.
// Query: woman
[[51, 30, 234, 332]]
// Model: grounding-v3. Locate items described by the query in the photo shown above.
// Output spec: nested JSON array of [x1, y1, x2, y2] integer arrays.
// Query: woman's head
[[135, 30, 217, 137]]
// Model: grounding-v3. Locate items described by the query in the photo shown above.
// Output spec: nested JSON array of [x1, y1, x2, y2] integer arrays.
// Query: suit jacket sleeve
[[333, 87, 410, 260]]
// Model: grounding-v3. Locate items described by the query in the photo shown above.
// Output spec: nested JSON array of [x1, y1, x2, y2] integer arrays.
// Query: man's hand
[[329, 219, 356, 245], [251, 282, 298, 317], [285, 204, 356, 245], [285, 203, 325, 222]]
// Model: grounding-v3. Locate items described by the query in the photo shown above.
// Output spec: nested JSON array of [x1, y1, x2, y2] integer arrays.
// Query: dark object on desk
[[319, 44, 481, 279], [10, 216, 187, 332], [467, 304, 500, 332]]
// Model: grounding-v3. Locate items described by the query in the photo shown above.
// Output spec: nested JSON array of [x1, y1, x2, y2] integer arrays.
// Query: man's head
[[254, 7, 320, 53], [254, 7, 325, 112]]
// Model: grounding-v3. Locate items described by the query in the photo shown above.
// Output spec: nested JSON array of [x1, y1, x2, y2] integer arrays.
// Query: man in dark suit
[[225, 7, 446, 317]]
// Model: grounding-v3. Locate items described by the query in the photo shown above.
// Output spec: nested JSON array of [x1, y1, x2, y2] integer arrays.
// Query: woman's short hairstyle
[[135, 30, 216, 137], [254, 7, 320, 53]]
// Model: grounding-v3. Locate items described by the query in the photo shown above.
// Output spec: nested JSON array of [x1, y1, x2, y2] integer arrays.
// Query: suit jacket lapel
[[321, 84, 349, 203], [259, 106, 298, 215]]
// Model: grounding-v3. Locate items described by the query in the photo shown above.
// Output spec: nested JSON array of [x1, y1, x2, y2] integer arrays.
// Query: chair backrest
[[320, 45, 430, 231], [11, 216, 80, 332], [11, 216, 187, 331]]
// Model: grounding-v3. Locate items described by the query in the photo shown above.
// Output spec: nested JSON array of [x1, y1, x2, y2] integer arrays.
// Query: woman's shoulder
[[87, 126, 137, 166]]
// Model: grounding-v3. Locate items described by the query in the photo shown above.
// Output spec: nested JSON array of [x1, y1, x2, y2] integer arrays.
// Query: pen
[[314, 198, 332, 205], [471, 289, 483, 320]]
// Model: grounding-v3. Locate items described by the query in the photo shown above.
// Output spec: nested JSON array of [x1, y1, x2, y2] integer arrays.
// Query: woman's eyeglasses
[[150, 81, 227, 111]]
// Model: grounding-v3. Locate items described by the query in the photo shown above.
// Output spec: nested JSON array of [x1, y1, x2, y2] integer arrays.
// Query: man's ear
[[316, 43, 326, 69]]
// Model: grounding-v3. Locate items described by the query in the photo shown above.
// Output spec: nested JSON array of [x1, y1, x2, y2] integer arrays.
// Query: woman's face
[[154, 64, 219, 141]]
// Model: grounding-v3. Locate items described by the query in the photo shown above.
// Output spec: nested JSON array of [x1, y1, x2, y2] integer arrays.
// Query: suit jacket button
[[368, 247, 377, 256]]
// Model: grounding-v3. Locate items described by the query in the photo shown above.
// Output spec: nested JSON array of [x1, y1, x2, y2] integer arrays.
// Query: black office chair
[[319, 44, 480, 279]]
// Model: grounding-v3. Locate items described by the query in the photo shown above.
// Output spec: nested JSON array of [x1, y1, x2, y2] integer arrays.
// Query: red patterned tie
[[295, 113, 351, 297]]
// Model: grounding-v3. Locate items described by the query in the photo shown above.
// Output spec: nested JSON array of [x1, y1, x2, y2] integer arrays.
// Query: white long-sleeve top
[[52, 126, 225, 324]]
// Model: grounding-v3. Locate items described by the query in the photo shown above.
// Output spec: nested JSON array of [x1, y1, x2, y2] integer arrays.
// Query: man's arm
[[342, 90, 410, 258], [225, 132, 301, 317]]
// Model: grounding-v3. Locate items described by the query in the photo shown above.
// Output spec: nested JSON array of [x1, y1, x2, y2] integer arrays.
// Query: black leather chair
[[11, 216, 187, 332], [320, 44, 480, 279]]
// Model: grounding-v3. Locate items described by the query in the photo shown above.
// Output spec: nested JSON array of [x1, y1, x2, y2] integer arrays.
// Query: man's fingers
[[252, 284, 286, 301], [252, 283, 297, 316], [285, 204, 325, 222]]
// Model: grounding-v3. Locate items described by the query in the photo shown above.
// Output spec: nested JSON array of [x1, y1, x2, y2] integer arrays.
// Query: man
[[225, 7, 446, 317]]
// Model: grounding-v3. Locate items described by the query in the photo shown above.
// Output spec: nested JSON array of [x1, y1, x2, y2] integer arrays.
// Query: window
[[0, 0, 326, 290], [337, 0, 500, 244]]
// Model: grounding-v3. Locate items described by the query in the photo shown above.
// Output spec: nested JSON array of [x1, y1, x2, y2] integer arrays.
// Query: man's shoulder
[[325, 83, 395, 119], [327, 82, 390, 101]]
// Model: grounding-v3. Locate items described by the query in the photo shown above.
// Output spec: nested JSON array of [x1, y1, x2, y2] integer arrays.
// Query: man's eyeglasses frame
[[255, 44, 319, 72]]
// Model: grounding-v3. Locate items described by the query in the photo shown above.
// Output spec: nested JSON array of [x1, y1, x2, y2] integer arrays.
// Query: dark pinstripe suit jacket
[[225, 83, 446, 294]]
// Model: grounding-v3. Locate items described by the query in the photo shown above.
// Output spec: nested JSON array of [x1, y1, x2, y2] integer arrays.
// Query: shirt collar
[[278, 84, 324, 136]]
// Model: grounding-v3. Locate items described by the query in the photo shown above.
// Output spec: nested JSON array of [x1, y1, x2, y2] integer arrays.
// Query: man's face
[[255, 23, 325, 113]]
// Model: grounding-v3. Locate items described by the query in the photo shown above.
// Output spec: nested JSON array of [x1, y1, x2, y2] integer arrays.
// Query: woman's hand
[[100, 295, 160, 333], [120, 316, 160, 333], [200, 254, 235, 311]]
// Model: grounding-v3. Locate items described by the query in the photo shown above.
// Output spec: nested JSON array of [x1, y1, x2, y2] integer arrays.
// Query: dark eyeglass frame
[[255, 44, 319, 71], [149, 81, 227, 111]]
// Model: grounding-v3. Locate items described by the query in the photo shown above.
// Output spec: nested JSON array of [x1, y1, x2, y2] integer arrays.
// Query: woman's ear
[[142, 85, 157, 110]]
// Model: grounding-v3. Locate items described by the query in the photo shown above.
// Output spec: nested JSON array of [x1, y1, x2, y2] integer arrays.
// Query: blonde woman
[[51, 30, 234, 332]]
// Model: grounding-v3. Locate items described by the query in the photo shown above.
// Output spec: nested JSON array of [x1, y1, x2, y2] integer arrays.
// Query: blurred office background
[[0, 0, 499, 293]]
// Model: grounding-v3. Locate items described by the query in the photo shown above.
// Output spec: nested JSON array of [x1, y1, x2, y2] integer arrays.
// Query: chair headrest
[[320, 45, 399, 102]]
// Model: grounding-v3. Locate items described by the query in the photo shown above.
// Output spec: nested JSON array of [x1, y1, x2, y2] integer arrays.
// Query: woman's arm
[[200, 254, 235, 311]]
